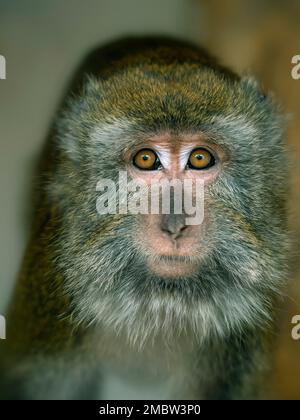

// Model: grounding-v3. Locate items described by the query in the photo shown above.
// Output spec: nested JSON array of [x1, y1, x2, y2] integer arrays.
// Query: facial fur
[[46, 39, 288, 348]]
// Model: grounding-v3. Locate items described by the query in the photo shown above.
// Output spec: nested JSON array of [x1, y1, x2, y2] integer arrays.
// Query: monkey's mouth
[[159, 255, 192, 262], [146, 254, 199, 278]]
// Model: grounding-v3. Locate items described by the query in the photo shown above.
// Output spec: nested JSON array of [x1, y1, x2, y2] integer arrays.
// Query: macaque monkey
[[0, 37, 288, 400]]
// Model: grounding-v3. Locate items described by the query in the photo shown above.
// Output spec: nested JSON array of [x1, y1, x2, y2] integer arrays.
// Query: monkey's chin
[[147, 256, 198, 278]]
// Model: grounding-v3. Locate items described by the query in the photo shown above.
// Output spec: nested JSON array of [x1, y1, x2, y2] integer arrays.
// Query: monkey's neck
[[90, 328, 202, 399]]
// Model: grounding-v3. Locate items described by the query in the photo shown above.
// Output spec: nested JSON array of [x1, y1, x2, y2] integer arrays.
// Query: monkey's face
[[54, 64, 288, 344], [124, 132, 224, 279]]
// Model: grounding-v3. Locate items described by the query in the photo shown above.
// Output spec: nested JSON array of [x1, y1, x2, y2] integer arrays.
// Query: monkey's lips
[[146, 254, 199, 278]]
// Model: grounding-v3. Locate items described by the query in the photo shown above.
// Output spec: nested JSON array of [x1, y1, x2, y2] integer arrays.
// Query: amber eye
[[133, 149, 161, 170], [187, 148, 215, 170]]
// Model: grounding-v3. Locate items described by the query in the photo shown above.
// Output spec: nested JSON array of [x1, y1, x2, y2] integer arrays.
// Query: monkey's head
[[49, 38, 288, 345]]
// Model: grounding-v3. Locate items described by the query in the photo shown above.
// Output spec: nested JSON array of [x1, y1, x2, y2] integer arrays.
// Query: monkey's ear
[[241, 75, 259, 88], [81, 74, 102, 97], [241, 75, 289, 138], [240, 75, 268, 102], [57, 75, 103, 163]]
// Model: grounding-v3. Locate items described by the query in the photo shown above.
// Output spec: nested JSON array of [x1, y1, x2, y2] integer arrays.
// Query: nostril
[[172, 225, 187, 240], [162, 226, 182, 236], [161, 215, 187, 239]]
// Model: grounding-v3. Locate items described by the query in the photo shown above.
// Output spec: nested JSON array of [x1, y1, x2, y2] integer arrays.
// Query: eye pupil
[[188, 148, 215, 170], [133, 149, 161, 170]]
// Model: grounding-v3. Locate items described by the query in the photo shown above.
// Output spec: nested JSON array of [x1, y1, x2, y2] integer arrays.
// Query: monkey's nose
[[161, 214, 187, 240]]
